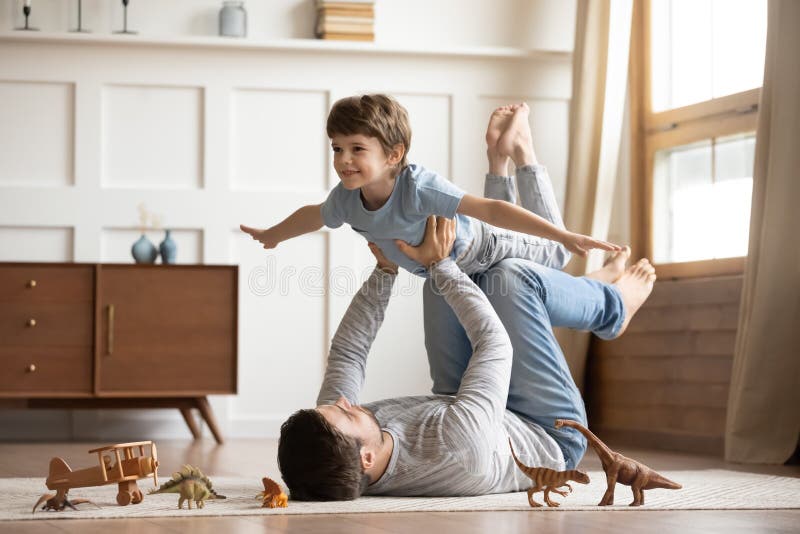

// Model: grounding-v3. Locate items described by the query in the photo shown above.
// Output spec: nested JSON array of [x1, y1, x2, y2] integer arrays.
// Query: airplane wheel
[[132, 490, 143, 504], [117, 491, 132, 506]]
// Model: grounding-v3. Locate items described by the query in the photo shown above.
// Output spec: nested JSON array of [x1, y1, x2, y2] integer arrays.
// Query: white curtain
[[559, 0, 633, 390], [724, 0, 800, 464]]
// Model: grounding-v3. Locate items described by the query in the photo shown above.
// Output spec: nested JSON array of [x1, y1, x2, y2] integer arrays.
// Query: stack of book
[[315, 0, 375, 42]]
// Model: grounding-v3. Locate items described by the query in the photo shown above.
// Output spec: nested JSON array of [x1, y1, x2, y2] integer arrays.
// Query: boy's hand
[[395, 216, 456, 268], [368, 242, 398, 274], [240, 224, 281, 250], [561, 231, 621, 257]]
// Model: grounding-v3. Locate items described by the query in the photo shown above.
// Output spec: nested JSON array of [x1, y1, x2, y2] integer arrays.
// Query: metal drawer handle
[[27, 279, 37, 288], [107, 304, 115, 356], [27, 364, 36, 373], [27, 318, 37, 327]]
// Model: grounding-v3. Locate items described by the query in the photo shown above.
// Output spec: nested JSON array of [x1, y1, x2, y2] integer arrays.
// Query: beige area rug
[[2, 470, 799, 521]]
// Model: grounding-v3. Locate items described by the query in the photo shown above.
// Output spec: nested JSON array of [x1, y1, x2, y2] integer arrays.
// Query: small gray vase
[[159, 229, 178, 264], [131, 234, 158, 264]]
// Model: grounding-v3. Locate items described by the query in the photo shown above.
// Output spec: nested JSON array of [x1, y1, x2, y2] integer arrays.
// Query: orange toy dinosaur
[[555, 419, 682, 506], [508, 438, 590, 507], [257, 476, 288, 508]]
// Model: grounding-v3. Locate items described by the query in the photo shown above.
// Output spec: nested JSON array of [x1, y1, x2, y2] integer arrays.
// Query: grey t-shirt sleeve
[[411, 170, 465, 219], [428, 258, 513, 474], [316, 268, 396, 406], [320, 184, 347, 228]]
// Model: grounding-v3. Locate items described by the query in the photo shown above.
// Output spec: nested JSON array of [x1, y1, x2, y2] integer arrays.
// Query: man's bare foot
[[586, 246, 631, 284], [496, 102, 537, 167], [612, 258, 656, 338], [486, 105, 514, 175]]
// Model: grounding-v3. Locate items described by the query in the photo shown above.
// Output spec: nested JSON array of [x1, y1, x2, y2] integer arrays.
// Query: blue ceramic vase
[[159, 229, 178, 264], [131, 234, 158, 264]]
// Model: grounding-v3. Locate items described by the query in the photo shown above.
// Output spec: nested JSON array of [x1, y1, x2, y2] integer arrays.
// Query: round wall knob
[[27, 364, 36, 373], [27, 318, 37, 327], [27, 280, 37, 288]]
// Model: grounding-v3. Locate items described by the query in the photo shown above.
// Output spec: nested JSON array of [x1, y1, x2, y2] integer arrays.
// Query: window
[[631, 0, 766, 278]]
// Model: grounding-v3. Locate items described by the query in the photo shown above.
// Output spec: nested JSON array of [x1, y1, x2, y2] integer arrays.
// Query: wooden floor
[[2, 438, 798, 533]]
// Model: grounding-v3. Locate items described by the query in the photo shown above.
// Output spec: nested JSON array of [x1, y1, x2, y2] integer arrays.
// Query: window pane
[[650, 0, 766, 111], [653, 134, 755, 263]]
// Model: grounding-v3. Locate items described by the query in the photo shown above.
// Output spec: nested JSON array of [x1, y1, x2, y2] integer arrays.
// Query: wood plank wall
[[585, 275, 743, 455]]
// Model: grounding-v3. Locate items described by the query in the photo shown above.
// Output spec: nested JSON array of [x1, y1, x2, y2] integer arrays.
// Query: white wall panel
[[398, 94, 452, 180], [228, 230, 328, 433], [0, 226, 73, 262], [100, 228, 203, 264], [102, 85, 203, 189], [231, 89, 328, 192], [0, 81, 74, 187]]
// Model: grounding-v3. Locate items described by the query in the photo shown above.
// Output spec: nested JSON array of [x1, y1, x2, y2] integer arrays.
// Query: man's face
[[316, 396, 383, 447]]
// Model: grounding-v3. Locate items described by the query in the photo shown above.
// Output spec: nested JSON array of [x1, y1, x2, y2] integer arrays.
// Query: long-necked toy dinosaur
[[508, 438, 590, 507], [554, 419, 682, 506]]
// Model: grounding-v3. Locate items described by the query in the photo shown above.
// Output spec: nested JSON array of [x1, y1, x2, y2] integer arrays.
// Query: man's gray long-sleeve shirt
[[317, 258, 565, 497]]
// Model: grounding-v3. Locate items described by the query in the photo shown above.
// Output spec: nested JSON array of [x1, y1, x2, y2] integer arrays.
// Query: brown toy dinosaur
[[508, 438, 590, 507], [554, 419, 682, 506]]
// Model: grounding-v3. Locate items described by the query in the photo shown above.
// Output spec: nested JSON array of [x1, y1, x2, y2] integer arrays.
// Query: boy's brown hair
[[326, 94, 412, 169]]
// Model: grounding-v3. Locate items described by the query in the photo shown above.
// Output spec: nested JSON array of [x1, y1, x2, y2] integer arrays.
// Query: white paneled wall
[[0, 1, 574, 440]]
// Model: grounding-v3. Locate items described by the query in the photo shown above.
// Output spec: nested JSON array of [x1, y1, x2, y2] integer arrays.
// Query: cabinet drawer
[[0, 346, 92, 395], [0, 265, 93, 302], [0, 301, 93, 347]]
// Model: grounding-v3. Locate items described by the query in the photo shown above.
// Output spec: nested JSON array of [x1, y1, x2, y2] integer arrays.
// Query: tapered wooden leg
[[180, 407, 201, 439], [196, 396, 224, 444]]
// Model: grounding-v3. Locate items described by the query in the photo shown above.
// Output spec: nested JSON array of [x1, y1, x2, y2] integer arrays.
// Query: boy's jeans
[[423, 258, 625, 468], [455, 165, 571, 274]]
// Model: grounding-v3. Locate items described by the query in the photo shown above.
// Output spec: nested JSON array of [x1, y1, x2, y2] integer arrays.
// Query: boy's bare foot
[[496, 102, 537, 167], [586, 246, 631, 284], [612, 258, 656, 338], [486, 105, 515, 175]]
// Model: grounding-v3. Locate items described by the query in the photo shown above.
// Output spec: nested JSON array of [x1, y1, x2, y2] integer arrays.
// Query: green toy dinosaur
[[148, 464, 226, 509]]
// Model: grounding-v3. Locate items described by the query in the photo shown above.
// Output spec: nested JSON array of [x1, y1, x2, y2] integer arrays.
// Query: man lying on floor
[[277, 215, 654, 500]]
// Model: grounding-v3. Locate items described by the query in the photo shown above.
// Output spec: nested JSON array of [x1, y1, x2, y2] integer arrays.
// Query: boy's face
[[330, 134, 400, 190]]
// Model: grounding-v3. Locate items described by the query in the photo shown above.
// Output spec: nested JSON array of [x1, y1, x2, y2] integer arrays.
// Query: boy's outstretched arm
[[457, 194, 620, 257], [240, 203, 323, 249]]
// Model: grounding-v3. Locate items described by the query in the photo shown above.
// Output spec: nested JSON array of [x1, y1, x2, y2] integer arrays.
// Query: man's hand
[[395, 216, 456, 268], [368, 242, 399, 274], [561, 231, 621, 257], [240, 224, 281, 249]]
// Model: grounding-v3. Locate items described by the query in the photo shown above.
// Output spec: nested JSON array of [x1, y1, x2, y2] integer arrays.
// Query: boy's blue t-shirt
[[321, 164, 474, 276]]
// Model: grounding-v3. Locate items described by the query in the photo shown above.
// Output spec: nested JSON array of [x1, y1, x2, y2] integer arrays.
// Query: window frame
[[629, 0, 760, 279]]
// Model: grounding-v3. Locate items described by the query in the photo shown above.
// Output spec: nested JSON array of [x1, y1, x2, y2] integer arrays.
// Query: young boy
[[241, 94, 619, 276]]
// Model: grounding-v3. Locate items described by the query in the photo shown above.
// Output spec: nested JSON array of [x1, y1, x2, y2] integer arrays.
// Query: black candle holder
[[70, 0, 91, 33], [113, 0, 137, 35], [15, 4, 40, 31]]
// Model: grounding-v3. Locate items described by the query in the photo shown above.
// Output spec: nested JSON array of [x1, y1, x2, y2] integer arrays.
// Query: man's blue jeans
[[423, 258, 625, 469]]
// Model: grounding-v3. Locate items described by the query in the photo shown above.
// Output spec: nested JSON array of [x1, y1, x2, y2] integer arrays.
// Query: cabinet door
[[97, 266, 237, 395]]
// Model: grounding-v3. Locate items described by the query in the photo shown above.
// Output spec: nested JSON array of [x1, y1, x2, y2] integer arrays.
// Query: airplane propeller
[[151, 441, 159, 487]]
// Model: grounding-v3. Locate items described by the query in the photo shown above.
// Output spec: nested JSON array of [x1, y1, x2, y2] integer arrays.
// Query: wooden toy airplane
[[33, 441, 160, 512]]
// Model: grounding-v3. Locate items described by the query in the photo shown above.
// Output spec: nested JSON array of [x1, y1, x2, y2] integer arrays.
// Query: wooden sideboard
[[0, 262, 238, 444]]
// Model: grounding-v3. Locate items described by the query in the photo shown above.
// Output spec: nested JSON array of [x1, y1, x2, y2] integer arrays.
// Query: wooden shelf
[[0, 31, 572, 61]]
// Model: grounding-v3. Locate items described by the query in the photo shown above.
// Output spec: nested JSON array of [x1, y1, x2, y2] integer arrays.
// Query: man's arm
[[396, 217, 513, 472], [240, 203, 323, 249], [316, 266, 396, 406]]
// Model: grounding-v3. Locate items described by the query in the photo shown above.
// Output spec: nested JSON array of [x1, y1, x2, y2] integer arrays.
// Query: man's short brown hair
[[278, 408, 371, 501], [326, 94, 412, 169]]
